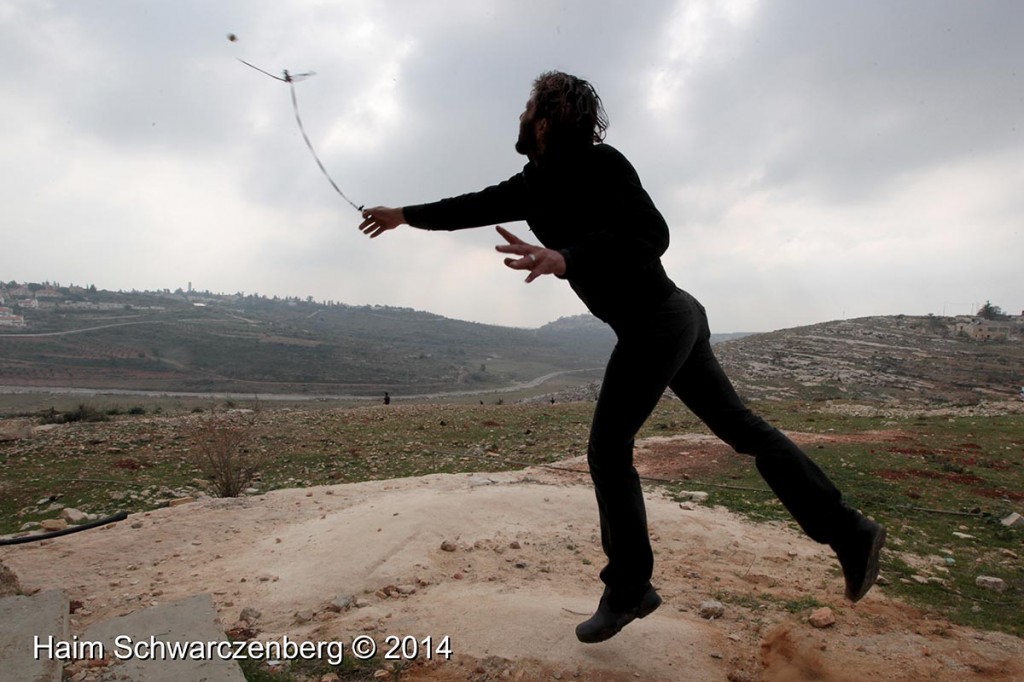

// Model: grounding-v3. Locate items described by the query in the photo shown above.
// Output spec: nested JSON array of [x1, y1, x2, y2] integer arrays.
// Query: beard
[[515, 117, 536, 156]]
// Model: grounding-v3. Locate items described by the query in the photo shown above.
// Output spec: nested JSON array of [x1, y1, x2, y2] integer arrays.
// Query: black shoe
[[575, 585, 662, 643], [832, 516, 886, 602]]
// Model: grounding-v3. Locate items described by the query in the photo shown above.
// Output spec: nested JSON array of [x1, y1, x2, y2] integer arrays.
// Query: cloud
[[1, 0, 1021, 331]]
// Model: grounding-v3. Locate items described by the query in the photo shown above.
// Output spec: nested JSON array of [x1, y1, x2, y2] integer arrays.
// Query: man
[[358, 71, 885, 644]]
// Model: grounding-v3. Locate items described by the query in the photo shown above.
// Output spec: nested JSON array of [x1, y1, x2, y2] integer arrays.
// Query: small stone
[[294, 610, 314, 623], [699, 600, 725, 619], [0, 419, 32, 441], [440, 540, 457, 552], [326, 596, 352, 612], [911, 575, 929, 584], [320, 673, 342, 682], [510, 541, 522, 550], [167, 497, 195, 507], [808, 607, 836, 628], [975, 576, 1006, 592], [240, 607, 261, 622], [1001, 549, 1018, 559], [679, 491, 710, 503], [1000, 512, 1023, 528], [951, 532, 975, 540], [39, 519, 68, 532], [60, 508, 88, 524]]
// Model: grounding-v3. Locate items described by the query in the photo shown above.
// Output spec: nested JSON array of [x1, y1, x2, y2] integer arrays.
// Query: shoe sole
[[847, 525, 886, 602]]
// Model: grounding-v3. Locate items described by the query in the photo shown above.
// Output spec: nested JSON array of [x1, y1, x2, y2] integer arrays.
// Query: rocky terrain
[[713, 315, 1022, 405], [526, 315, 1024, 409]]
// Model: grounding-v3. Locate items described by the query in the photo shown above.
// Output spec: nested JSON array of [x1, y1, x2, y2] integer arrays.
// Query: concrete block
[[83, 593, 246, 682], [0, 589, 69, 682]]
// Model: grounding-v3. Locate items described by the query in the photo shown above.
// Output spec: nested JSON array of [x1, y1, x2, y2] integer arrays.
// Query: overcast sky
[[2, 0, 1021, 332]]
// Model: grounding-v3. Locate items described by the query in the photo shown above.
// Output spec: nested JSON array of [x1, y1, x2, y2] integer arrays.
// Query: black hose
[[0, 511, 129, 546]]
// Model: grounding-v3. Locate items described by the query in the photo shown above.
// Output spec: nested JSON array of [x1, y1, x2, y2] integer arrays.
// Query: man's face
[[515, 97, 542, 157]]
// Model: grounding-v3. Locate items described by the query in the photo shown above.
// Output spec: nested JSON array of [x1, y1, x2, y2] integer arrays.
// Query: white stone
[[60, 507, 89, 524], [975, 576, 1006, 592], [1000, 512, 1023, 528], [699, 600, 725, 619]]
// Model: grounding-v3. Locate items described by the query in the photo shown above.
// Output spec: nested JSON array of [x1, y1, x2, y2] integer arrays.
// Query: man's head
[[516, 71, 608, 158]]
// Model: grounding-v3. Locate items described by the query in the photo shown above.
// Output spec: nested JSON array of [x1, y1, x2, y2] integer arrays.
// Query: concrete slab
[[83, 594, 246, 682], [0, 589, 69, 682]]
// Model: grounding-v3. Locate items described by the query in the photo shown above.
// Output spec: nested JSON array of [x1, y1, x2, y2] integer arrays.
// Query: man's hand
[[359, 206, 405, 238], [495, 225, 566, 283]]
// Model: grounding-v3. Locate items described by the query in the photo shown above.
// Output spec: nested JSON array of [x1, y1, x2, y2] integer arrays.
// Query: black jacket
[[402, 143, 676, 323]]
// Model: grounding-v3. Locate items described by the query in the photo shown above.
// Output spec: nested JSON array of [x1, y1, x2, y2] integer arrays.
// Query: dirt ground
[[3, 431, 1023, 682]]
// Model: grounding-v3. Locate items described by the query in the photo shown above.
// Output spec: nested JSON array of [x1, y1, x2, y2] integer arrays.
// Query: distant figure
[[550, 397, 556, 405], [383, 392, 391, 406], [358, 70, 885, 644]]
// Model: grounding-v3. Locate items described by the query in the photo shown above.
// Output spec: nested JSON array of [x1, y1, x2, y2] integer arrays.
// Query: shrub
[[186, 416, 265, 497], [39, 404, 110, 424]]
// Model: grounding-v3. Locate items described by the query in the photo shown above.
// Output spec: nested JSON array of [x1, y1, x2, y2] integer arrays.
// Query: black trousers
[[588, 288, 854, 603]]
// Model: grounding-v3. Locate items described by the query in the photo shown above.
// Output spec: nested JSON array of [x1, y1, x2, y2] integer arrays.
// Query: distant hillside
[[5, 284, 1017, 405], [0, 288, 617, 396], [714, 315, 1024, 405]]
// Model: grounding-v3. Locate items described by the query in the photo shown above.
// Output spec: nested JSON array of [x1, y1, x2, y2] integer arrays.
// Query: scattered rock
[[808, 607, 836, 628], [0, 560, 22, 598], [60, 507, 89, 524], [0, 419, 32, 441], [699, 600, 725, 619], [440, 540, 458, 552], [167, 497, 196, 507], [294, 610, 314, 623], [375, 585, 400, 599], [678, 491, 710, 503], [951, 532, 975, 540], [39, 519, 68, 532], [239, 606, 261, 622], [325, 596, 352, 613], [1000, 512, 1023, 528], [975, 576, 1006, 592]]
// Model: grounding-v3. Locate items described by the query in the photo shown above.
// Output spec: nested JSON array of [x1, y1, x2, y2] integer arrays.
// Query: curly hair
[[530, 71, 608, 149]]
